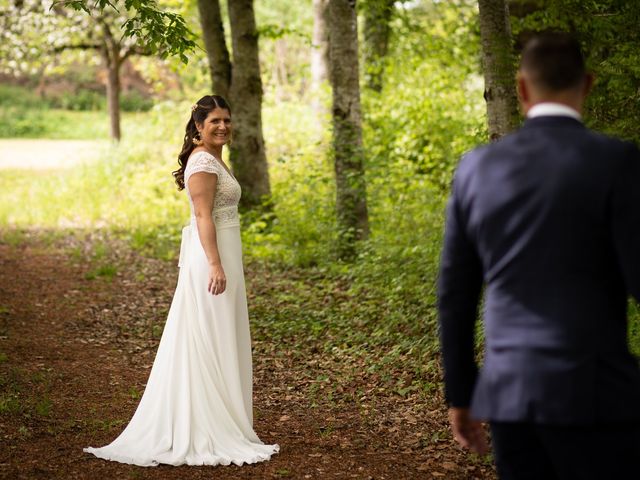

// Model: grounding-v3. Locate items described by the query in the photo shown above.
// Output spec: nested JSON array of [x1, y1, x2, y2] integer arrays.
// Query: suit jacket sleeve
[[438, 175, 484, 408], [612, 143, 640, 302]]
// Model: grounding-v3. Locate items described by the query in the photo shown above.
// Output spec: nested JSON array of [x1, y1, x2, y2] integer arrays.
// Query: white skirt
[[84, 223, 279, 466]]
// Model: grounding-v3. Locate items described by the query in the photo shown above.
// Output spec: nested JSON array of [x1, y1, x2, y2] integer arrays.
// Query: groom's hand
[[448, 407, 489, 455]]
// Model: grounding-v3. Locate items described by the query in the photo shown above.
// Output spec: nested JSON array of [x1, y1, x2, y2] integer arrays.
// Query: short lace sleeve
[[184, 151, 222, 186]]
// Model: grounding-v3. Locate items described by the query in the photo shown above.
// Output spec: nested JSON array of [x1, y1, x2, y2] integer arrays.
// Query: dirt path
[[0, 231, 496, 479], [0, 139, 108, 170]]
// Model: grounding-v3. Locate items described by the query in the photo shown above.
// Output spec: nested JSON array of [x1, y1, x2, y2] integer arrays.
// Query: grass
[[0, 393, 22, 414], [0, 365, 56, 419], [0, 108, 151, 140], [0, 84, 154, 140], [85, 264, 118, 281]]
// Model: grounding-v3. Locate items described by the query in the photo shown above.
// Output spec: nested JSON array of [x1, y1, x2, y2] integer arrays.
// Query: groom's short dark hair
[[520, 33, 586, 92]]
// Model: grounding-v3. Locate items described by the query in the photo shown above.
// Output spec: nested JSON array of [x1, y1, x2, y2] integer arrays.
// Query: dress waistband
[[190, 205, 240, 229]]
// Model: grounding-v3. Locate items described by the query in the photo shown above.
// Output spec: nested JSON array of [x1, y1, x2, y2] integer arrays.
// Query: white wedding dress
[[84, 151, 279, 466]]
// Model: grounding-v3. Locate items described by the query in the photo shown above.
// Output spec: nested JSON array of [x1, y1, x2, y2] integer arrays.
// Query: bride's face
[[197, 108, 232, 147]]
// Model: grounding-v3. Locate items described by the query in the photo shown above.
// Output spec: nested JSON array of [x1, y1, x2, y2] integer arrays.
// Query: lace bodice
[[184, 151, 241, 228]]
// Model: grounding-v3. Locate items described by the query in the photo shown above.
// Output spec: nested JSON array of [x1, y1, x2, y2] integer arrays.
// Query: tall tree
[[326, 0, 369, 259], [478, 0, 520, 140], [362, 0, 395, 92], [227, 0, 270, 208], [197, 0, 231, 99], [197, 0, 270, 208], [94, 10, 147, 141]]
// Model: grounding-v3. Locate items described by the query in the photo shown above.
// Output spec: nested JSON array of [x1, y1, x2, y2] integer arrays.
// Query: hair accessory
[[191, 104, 199, 112]]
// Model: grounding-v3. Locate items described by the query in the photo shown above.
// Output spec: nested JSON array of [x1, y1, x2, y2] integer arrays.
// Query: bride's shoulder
[[185, 150, 221, 180], [187, 149, 215, 163]]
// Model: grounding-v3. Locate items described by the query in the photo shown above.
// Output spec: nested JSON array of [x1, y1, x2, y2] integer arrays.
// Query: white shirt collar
[[527, 102, 582, 121]]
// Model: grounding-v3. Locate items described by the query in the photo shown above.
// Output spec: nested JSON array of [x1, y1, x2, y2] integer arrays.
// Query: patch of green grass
[[85, 264, 117, 281], [0, 229, 24, 247], [151, 323, 164, 338], [0, 394, 22, 414], [128, 386, 141, 400], [128, 470, 144, 480], [0, 352, 7, 363], [68, 246, 84, 262], [92, 242, 108, 261], [86, 418, 126, 432], [35, 396, 53, 417]]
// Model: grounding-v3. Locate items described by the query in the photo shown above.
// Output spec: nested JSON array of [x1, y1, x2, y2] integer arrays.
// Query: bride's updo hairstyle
[[172, 94, 232, 190]]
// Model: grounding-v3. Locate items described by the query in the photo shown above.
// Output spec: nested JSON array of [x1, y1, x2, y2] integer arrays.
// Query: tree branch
[[52, 43, 102, 53], [122, 46, 152, 59]]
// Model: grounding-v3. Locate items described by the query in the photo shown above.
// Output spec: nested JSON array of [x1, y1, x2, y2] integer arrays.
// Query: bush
[[120, 90, 154, 112], [48, 89, 105, 111]]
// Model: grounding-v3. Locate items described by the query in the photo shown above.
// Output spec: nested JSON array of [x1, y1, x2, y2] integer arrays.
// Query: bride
[[84, 95, 279, 466]]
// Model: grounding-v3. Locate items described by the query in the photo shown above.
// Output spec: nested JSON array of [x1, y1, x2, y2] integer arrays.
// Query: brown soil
[[0, 231, 496, 480]]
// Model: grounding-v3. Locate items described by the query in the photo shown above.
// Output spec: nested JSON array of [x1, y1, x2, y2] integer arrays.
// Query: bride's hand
[[208, 263, 226, 295]]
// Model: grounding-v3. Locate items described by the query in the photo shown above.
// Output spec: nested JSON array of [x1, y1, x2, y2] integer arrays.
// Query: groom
[[437, 33, 640, 479]]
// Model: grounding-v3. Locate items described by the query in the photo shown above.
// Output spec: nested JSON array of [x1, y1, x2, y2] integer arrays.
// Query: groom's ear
[[516, 72, 531, 112]]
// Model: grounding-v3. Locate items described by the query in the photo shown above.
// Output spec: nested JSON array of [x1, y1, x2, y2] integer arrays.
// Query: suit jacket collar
[[522, 115, 585, 130]]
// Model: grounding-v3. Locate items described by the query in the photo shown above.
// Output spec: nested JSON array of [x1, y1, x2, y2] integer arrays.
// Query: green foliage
[[254, 0, 313, 102], [120, 90, 155, 112], [59, 0, 197, 63], [49, 89, 106, 111], [242, 101, 336, 266], [511, 0, 640, 144], [0, 108, 107, 139], [363, 1, 486, 190]]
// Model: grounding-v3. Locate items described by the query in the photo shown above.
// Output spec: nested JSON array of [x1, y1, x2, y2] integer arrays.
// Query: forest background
[[0, 1, 639, 475]]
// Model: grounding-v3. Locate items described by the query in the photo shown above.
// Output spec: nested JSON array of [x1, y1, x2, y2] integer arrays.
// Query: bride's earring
[[192, 132, 203, 146], [226, 130, 233, 147]]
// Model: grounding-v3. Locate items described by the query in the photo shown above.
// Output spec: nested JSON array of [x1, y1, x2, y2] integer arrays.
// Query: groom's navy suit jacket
[[438, 114, 640, 424]]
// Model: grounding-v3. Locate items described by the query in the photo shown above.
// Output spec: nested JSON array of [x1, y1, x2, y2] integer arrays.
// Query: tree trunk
[[106, 60, 121, 141], [101, 43, 121, 142], [227, 0, 270, 208], [197, 0, 231, 98], [100, 20, 122, 141], [362, 0, 394, 92], [478, 0, 520, 140], [326, 0, 369, 259]]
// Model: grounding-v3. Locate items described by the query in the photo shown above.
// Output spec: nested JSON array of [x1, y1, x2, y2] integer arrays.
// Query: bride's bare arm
[[187, 172, 226, 295]]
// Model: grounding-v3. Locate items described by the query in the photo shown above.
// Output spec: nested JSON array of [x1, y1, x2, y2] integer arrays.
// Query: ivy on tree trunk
[[478, 0, 520, 140], [326, 0, 369, 260], [362, 0, 395, 92]]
